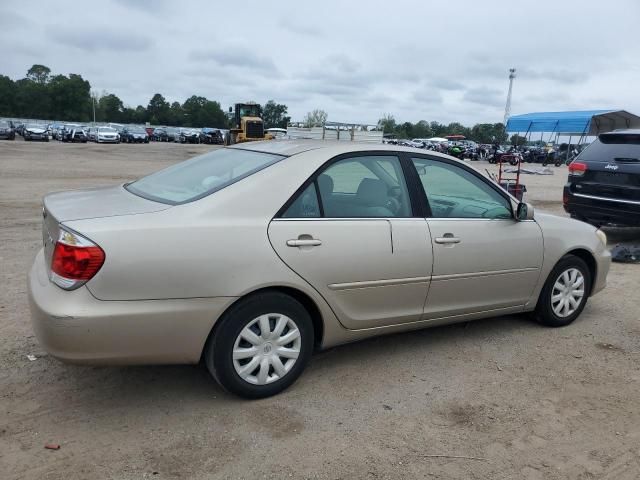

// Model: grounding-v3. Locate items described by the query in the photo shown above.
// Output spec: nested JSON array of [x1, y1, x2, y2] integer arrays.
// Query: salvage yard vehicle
[[0, 119, 15, 140], [29, 142, 610, 399], [60, 125, 88, 143], [95, 127, 120, 143], [201, 127, 224, 144], [151, 127, 168, 141], [178, 128, 202, 144], [23, 124, 50, 141], [120, 126, 149, 143], [564, 129, 640, 227]]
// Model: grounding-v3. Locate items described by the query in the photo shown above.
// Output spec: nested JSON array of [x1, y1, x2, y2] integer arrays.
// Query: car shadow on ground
[[52, 312, 537, 410]]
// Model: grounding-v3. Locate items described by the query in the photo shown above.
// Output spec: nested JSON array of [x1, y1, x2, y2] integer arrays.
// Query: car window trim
[[275, 151, 419, 219], [407, 153, 515, 220]]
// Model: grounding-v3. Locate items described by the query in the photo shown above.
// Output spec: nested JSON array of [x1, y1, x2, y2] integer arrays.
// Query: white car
[[95, 127, 120, 144]]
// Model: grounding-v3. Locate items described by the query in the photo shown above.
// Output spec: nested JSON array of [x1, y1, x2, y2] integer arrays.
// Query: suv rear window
[[126, 148, 284, 204], [578, 134, 640, 162]]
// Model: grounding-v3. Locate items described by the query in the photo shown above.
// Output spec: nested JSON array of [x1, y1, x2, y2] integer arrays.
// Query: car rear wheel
[[534, 254, 591, 327], [205, 292, 314, 399]]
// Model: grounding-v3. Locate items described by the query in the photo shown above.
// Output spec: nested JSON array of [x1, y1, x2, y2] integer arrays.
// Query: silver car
[[28, 142, 610, 398]]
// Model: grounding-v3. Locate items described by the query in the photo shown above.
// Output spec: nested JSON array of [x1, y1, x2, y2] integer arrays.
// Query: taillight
[[568, 161, 587, 176], [50, 228, 105, 290]]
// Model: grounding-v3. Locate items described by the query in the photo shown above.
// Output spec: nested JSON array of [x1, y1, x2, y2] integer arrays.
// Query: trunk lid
[[41, 185, 171, 269], [571, 133, 640, 202]]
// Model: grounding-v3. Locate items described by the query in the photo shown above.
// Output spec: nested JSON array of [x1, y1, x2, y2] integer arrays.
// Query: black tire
[[205, 292, 314, 399], [534, 254, 592, 327]]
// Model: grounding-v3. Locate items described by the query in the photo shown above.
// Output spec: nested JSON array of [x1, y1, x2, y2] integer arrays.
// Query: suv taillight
[[568, 161, 587, 177], [50, 227, 105, 290]]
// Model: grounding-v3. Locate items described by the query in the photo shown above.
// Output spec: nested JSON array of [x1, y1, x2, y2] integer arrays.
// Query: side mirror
[[517, 202, 535, 221]]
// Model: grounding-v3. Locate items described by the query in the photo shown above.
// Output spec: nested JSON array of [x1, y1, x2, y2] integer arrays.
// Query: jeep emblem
[[604, 164, 619, 171]]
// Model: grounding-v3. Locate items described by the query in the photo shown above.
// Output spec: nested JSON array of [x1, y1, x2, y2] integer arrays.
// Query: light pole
[[92, 96, 96, 125], [503, 68, 516, 126]]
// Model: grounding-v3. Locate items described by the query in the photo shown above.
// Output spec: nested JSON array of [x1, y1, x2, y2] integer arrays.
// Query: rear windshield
[[126, 148, 285, 204], [578, 136, 640, 162]]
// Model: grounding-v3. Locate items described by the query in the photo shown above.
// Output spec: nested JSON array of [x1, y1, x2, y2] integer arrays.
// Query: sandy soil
[[1, 140, 639, 480]]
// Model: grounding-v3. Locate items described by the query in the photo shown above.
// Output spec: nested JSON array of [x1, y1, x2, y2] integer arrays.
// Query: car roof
[[231, 140, 454, 159]]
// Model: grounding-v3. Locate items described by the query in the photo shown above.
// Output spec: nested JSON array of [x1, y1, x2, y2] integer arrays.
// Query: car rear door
[[268, 153, 433, 330]]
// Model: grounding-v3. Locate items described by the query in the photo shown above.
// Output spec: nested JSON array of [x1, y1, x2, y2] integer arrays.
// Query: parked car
[[23, 124, 50, 141], [121, 127, 149, 143], [166, 127, 179, 142], [564, 129, 640, 227], [152, 128, 168, 142], [0, 119, 15, 140], [178, 128, 202, 144], [15, 123, 26, 136], [60, 126, 88, 143], [29, 142, 610, 398], [201, 128, 224, 144], [95, 127, 120, 144]]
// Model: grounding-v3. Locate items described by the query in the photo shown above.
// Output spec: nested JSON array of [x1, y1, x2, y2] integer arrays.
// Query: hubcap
[[551, 268, 585, 318], [232, 313, 301, 385]]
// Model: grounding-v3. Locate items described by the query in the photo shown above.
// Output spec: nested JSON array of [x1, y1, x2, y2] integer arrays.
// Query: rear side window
[[579, 135, 640, 162], [126, 148, 284, 204]]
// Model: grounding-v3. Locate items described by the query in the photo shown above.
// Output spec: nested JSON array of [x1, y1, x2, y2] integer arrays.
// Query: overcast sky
[[2, 0, 639, 125]]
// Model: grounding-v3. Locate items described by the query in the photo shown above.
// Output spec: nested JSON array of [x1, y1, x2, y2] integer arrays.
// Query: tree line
[[1, 64, 513, 143], [0, 65, 292, 129], [377, 114, 509, 145]]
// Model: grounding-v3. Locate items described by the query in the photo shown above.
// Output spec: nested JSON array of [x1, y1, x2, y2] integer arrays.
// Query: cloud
[[48, 27, 153, 52], [189, 48, 278, 74], [278, 17, 323, 37], [430, 77, 465, 91], [463, 86, 504, 107]]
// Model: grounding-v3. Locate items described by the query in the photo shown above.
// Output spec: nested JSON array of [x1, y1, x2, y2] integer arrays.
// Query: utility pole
[[503, 68, 516, 126]]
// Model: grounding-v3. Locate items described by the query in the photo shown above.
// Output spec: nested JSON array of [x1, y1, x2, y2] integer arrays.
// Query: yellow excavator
[[225, 102, 273, 145]]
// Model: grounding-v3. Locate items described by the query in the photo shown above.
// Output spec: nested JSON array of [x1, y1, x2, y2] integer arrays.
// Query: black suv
[[564, 129, 640, 227]]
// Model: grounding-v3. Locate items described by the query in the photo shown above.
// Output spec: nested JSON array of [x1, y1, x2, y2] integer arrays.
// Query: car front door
[[268, 153, 433, 329], [410, 156, 544, 320]]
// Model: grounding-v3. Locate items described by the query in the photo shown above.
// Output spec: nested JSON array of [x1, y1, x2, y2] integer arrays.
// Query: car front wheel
[[534, 254, 591, 327], [205, 292, 314, 399]]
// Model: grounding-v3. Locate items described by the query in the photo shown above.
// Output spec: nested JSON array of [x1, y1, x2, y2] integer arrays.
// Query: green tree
[[510, 134, 528, 146], [262, 100, 290, 129], [303, 109, 328, 127], [147, 93, 170, 125], [97, 93, 124, 122], [48, 74, 92, 121], [0, 75, 16, 116], [26, 64, 51, 84], [412, 120, 433, 138], [169, 101, 184, 126], [377, 113, 396, 134]]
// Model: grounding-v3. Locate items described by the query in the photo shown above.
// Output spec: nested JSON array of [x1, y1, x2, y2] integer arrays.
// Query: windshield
[[27, 124, 45, 129], [98, 127, 117, 133], [126, 148, 285, 204], [0, 121, 11, 127]]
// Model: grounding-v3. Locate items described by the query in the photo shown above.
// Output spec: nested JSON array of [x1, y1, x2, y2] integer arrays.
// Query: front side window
[[282, 155, 411, 218], [412, 158, 512, 219], [127, 148, 284, 204]]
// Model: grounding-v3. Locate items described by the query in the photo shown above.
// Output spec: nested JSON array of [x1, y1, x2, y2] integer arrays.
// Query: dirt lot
[[1, 140, 639, 480]]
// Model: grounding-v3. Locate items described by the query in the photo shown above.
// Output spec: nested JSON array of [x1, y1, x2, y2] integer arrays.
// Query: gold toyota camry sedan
[[29, 141, 610, 398]]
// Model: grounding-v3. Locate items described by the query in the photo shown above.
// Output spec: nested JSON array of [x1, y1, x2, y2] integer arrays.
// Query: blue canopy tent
[[506, 109, 640, 139], [505, 110, 640, 160]]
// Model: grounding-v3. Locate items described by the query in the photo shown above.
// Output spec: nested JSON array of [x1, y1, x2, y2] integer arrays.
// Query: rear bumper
[[28, 249, 236, 365], [564, 188, 640, 227]]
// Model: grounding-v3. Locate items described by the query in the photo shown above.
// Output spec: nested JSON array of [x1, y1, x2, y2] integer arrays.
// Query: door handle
[[434, 234, 461, 244], [286, 239, 322, 247]]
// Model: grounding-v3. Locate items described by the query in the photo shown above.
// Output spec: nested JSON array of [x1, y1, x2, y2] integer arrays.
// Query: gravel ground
[[1, 140, 639, 480]]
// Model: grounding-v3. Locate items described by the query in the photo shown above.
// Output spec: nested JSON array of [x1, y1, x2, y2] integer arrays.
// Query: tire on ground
[[204, 291, 314, 399], [534, 254, 592, 327]]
